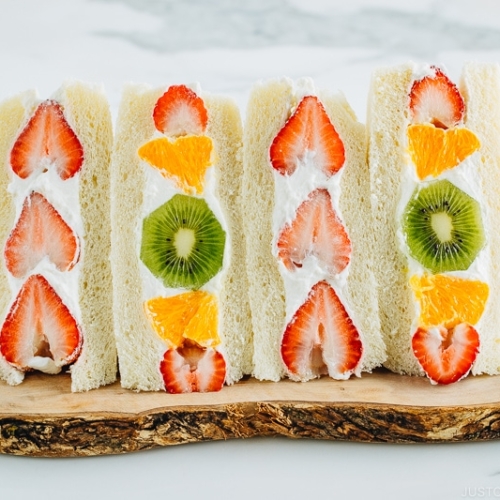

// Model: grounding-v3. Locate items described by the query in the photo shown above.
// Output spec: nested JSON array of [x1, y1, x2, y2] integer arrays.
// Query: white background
[[2, 1, 500, 499]]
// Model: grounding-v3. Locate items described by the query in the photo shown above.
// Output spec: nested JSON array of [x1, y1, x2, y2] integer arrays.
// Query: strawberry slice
[[412, 323, 479, 385], [153, 84, 208, 136], [10, 99, 84, 180], [160, 340, 226, 393], [277, 188, 351, 275], [281, 281, 363, 381], [4, 192, 80, 278], [269, 95, 345, 177], [409, 67, 465, 129], [0, 274, 82, 373]]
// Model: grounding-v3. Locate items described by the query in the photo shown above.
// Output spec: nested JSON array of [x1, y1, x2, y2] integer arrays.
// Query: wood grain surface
[[2, 370, 500, 456]]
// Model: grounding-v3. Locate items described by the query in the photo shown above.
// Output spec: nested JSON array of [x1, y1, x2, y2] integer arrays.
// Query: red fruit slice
[[160, 341, 226, 393], [409, 67, 465, 129], [412, 323, 479, 385], [0, 274, 82, 373], [277, 188, 351, 275], [281, 281, 363, 381], [269, 95, 345, 177], [4, 192, 80, 278], [153, 84, 208, 136], [10, 100, 84, 180]]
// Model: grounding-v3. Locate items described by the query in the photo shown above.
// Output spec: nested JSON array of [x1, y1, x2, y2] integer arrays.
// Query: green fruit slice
[[141, 194, 226, 289], [402, 180, 485, 273]]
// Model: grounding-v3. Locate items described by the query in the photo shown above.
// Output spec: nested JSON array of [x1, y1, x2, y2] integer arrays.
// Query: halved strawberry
[[412, 323, 479, 385], [281, 281, 363, 381], [269, 95, 345, 177], [160, 340, 226, 393], [0, 274, 82, 373], [409, 67, 465, 129], [277, 188, 351, 275], [10, 100, 84, 180], [153, 85, 208, 136], [4, 192, 80, 278]]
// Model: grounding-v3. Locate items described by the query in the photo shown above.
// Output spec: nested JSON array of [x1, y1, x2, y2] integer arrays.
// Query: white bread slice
[[242, 78, 386, 382], [0, 81, 117, 391], [367, 62, 500, 377], [366, 64, 417, 374], [110, 83, 253, 391]]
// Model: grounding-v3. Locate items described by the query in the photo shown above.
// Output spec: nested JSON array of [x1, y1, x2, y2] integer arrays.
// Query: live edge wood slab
[[2, 369, 500, 457]]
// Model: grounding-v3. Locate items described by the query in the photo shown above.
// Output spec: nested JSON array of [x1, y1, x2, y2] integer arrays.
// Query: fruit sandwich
[[0, 82, 117, 391], [242, 78, 387, 382], [110, 83, 253, 392], [367, 62, 500, 384]]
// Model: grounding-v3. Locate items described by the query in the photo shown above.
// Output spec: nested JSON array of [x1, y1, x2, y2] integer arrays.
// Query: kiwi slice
[[402, 179, 485, 273], [141, 194, 226, 289]]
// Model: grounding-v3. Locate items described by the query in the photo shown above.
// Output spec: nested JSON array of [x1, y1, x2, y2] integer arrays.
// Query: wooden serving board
[[1, 369, 500, 457]]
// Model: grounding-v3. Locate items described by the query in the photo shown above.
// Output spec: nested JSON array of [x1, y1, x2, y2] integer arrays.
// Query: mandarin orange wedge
[[144, 291, 220, 348], [407, 124, 480, 180], [138, 135, 213, 194], [409, 274, 489, 328]]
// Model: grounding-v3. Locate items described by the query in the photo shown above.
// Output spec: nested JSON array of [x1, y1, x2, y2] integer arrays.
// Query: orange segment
[[410, 274, 489, 328], [138, 135, 213, 194], [407, 124, 480, 180], [144, 291, 220, 348], [183, 293, 219, 347]]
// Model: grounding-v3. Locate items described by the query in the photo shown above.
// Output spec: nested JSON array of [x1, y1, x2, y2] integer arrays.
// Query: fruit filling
[[411, 323, 479, 385], [160, 341, 226, 393], [269, 95, 345, 177], [153, 84, 208, 136], [4, 192, 80, 278], [144, 291, 221, 349], [10, 99, 84, 180], [409, 67, 465, 129], [138, 135, 213, 195], [410, 274, 488, 328], [407, 124, 480, 180], [0, 274, 82, 374], [147, 291, 226, 393], [140, 86, 228, 393], [405, 66, 486, 383], [277, 188, 351, 275], [281, 281, 362, 381], [2, 97, 84, 376], [402, 180, 485, 274], [140, 194, 226, 290], [269, 91, 360, 382]]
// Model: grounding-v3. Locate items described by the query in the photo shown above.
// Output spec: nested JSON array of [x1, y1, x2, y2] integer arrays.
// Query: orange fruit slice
[[407, 124, 480, 180], [409, 274, 489, 328], [138, 135, 213, 194], [144, 291, 220, 348]]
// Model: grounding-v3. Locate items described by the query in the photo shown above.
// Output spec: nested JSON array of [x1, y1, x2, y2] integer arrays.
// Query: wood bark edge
[[2, 400, 500, 457]]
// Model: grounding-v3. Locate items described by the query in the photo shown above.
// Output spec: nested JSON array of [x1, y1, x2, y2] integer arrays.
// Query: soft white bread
[[110, 83, 253, 391], [0, 82, 117, 391], [367, 62, 500, 377], [242, 78, 386, 382], [366, 64, 417, 374]]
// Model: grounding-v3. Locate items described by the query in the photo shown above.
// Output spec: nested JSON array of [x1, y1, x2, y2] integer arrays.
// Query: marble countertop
[[2, 0, 500, 499]]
